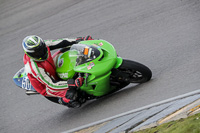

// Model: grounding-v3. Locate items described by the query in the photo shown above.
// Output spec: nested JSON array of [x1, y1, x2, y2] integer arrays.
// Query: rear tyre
[[117, 59, 152, 83]]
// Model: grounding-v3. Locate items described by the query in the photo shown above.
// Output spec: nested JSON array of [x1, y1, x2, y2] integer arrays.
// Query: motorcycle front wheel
[[117, 59, 152, 83]]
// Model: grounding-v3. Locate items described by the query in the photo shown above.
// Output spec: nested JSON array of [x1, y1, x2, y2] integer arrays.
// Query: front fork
[[111, 57, 130, 83]]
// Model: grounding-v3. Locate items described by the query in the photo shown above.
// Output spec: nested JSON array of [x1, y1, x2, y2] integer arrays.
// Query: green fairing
[[56, 40, 123, 96], [56, 51, 76, 80]]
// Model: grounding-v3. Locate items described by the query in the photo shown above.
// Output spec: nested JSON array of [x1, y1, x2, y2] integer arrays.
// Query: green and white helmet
[[22, 35, 48, 61]]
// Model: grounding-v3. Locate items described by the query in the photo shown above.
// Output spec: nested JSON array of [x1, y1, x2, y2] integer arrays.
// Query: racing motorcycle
[[13, 40, 152, 106]]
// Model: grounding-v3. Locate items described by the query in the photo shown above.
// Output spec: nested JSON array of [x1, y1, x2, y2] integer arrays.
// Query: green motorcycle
[[13, 40, 152, 106], [56, 40, 152, 102]]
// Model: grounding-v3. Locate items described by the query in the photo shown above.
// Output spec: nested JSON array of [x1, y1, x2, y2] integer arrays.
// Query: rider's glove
[[75, 77, 84, 88], [59, 77, 84, 108], [58, 86, 81, 108], [68, 77, 84, 88], [76, 35, 93, 43]]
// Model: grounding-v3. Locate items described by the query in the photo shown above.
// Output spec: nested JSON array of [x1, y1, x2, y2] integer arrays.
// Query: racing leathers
[[23, 37, 84, 108]]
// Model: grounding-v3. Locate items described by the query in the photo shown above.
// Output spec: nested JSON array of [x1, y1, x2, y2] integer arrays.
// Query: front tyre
[[118, 59, 152, 83]]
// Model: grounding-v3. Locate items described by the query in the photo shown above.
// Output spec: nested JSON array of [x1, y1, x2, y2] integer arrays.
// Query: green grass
[[134, 113, 200, 133]]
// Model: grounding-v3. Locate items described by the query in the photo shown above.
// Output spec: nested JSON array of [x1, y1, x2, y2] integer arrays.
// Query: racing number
[[22, 77, 32, 90]]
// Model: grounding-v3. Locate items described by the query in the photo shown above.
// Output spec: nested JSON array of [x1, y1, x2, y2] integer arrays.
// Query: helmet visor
[[27, 43, 48, 61]]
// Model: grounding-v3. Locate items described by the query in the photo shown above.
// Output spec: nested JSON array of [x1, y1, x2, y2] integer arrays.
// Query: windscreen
[[69, 44, 100, 66]]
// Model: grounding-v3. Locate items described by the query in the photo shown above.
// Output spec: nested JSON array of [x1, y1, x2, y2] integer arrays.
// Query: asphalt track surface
[[1, 0, 200, 133]]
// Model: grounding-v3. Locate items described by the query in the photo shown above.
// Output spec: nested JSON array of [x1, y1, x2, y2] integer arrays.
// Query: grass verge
[[134, 113, 200, 133]]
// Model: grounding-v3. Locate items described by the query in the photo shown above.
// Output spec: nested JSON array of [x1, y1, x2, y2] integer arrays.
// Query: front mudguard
[[114, 57, 123, 69]]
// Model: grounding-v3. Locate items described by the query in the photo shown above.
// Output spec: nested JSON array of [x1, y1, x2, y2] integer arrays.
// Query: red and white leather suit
[[23, 38, 76, 103]]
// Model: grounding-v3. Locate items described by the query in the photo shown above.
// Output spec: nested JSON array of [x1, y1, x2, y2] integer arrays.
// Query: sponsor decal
[[58, 73, 68, 78], [58, 58, 64, 67], [99, 42, 103, 46], [87, 62, 95, 70], [58, 83, 67, 86]]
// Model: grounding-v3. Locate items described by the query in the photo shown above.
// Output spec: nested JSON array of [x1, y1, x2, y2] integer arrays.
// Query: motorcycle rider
[[22, 35, 93, 108]]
